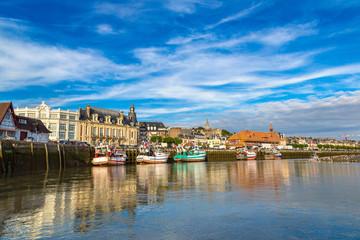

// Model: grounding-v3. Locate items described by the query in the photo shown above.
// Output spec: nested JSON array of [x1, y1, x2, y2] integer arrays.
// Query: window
[[106, 128, 110, 137], [60, 115, 67, 119], [131, 131, 134, 138], [100, 128, 104, 137], [50, 132, 56, 137], [18, 113, 25, 116], [28, 113, 35, 118], [60, 124, 66, 131], [19, 119, 27, 124], [50, 114, 58, 118], [69, 115, 76, 120], [59, 132, 66, 139], [93, 127, 97, 136], [41, 113, 47, 118], [118, 129, 121, 137], [92, 114, 98, 121], [69, 125, 75, 132], [112, 129, 116, 137], [49, 123, 57, 130], [68, 132, 75, 140]]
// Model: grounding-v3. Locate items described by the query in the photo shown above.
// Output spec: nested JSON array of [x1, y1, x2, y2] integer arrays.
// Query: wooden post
[[0, 141, 5, 172], [44, 143, 49, 171], [58, 144, 62, 170], [31, 140, 34, 170], [62, 145, 66, 169]]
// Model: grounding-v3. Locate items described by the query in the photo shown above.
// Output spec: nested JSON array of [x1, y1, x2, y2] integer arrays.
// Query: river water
[[0, 159, 360, 239]]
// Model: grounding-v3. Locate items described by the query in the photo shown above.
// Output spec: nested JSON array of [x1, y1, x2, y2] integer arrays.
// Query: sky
[[0, 0, 360, 139]]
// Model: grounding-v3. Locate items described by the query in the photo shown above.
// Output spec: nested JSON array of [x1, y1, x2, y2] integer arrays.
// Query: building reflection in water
[[0, 160, 360, 238]]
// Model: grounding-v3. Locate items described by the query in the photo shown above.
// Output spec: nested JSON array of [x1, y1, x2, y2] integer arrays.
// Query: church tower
[[205, 118, 210, 130], [128, 102, 137, 124]]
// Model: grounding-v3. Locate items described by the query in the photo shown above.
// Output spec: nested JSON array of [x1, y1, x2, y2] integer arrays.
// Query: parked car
[[25, 137, 35, 142], [78, 142, 91, 146]]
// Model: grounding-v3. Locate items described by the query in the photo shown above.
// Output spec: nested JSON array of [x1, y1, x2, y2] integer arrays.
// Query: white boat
[[236, 147, 256, 160], [137, 147, 170, 164], [108, 149, 127, 165], [92, 145, 127, 165], [92, 145, 109, 166]]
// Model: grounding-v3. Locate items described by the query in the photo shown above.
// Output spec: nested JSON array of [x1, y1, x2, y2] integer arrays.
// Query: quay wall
[[2, 140, 360, 173], [0, 140, 93, 173]]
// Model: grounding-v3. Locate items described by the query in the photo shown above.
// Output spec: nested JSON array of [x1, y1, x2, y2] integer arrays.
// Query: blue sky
[[1, 0, 360, 138]]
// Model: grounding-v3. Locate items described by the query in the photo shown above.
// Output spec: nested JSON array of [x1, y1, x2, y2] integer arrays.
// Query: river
[[1, 159, 360, 239]]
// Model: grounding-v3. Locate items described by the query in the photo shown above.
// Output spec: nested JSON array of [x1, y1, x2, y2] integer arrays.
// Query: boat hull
[[137, 155, 168, 164], [108, 156, 126, 165], [174, 153, 206, 162], [92, 156, 109, 165]]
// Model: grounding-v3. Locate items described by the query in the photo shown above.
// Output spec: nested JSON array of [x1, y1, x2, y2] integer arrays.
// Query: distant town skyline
[[0, 0, 360, 138]]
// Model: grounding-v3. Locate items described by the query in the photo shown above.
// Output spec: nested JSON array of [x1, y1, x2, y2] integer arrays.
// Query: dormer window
[[19, 119, 27, 124], [105, 115, 111, 123], [92, 114, 98, 121]]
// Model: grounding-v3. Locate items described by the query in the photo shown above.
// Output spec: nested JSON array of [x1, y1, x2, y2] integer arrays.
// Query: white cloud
[[95, 24, 120, 35], [206, 2, 263, 29], [164, 0, 222, 14]]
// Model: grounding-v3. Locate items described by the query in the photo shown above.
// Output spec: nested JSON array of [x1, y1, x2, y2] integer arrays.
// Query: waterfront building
[[139, 122, 168, 141], [1, 102, 50, 142], [78, 103, 139, 146], [227, 124, 283, 148], [15, 101, 78, 142]]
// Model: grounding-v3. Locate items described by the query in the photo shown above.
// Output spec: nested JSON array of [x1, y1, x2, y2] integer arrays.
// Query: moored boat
[[108, 148, 127, 165], [236, 147, 256, 160], [137, 147, 170, 164], [92, 145, 109, 165], [174, 146, 206, 162]]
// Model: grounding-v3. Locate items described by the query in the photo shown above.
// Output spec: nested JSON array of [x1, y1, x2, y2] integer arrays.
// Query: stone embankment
[[2, 140, 360, 173], [0, 140, 93, 173], [311, 155, 360, 163]]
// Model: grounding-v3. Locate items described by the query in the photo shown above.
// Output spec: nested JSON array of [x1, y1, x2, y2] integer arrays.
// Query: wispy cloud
[[95, 24, 124, 35], [164, 0, 222, 14], [206, 2, 263, 29]]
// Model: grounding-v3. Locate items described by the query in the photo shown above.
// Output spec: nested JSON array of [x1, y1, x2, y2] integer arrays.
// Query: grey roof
[[79, 106, 137, 126], [16, 115, 51, 133], [140, 122, 166, 129]]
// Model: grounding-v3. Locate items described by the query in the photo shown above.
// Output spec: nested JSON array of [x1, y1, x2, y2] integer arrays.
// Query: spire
[[270, 124, 273, 133], [130, 101, 135, 113], [205, 118, 210, 130]]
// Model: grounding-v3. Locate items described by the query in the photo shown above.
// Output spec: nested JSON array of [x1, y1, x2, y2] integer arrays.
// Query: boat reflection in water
[[1, 160, 360, 239]]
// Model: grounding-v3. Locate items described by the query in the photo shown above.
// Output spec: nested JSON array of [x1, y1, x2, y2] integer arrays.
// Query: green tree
[[173, 137, 182, 145], [150, 136, 163, 143], [163, 136, 174, 146], [221, 129, 232, 136]]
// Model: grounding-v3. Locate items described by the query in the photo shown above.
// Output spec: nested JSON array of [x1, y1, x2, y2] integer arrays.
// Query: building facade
[[78, 103, 139, 146], [227, 125, 283, 148], [15, 101, 79, 142], [1, 102, 50, 142], [139, 122, 168, 142]]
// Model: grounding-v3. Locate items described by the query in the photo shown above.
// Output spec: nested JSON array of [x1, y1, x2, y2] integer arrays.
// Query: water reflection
[[1, 160, 360, 239]]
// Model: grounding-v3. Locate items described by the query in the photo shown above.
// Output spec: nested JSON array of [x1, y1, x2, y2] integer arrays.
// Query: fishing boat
[[108, 148, 127, 165], [236, 147, 256, 160], [137, 146, 170, 164], [263, 148, 282, 160], [174, 146, 206, 162], [92, 145, 110, 165], [309, 152, 319, 162]]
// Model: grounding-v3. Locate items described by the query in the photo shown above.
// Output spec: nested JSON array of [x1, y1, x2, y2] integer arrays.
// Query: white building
[[0, 102, 50, 142], [15, 101, 79, 142]]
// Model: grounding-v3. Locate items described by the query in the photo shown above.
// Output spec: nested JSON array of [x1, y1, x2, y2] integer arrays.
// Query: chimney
[[86, 105, 90, 118], [120, 111, 124, 119]]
